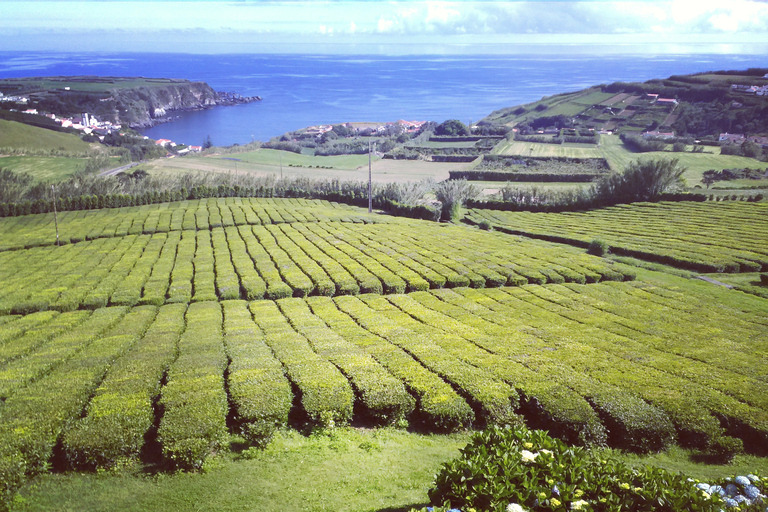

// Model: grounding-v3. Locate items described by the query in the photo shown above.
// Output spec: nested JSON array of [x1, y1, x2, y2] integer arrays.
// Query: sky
[[0, 0, 767, 54]]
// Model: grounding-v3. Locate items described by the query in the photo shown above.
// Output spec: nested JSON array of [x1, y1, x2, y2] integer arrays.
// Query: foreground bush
[[427, 425, 727, 512]]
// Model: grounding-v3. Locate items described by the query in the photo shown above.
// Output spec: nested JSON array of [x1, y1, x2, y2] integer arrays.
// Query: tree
[[202, 134, 213, 150], [435, 119, 470, 136], [592, 158, 687, 205]]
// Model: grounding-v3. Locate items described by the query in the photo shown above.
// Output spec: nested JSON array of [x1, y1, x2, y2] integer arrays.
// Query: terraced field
[[466, 201, 768, 273], [1, 197, 767, 505]]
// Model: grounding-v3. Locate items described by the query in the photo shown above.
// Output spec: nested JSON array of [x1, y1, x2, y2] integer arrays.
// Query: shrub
[[428, 425, 724, 512], [587, 239, 609, 257], [478, 219, 492, 231]]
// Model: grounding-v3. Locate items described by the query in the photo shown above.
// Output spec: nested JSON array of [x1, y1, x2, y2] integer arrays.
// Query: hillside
[[0, 119, 91, 153], [481, 68, 768, 140], [0, 76, 259, 128]]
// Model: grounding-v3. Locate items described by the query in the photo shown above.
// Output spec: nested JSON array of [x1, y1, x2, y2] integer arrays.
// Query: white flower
[[571, 500, 589, 510], [507, 504, 526, 512], [520, 450, 539, 463], [540, 449, 553, 456]]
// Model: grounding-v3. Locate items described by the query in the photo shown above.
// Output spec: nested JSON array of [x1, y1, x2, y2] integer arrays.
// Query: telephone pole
[[51, 185, 60, 246], [368, 140, 373, 213]]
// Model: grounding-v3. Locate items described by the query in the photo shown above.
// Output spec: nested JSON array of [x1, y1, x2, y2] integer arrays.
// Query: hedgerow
[[63, 303, 186, 470], [0, 306, 154, 508], [278, 297, 415, 425], [222, 300, 292, 445], [249, 300, 354, 427], [158, 302, 228, 470]]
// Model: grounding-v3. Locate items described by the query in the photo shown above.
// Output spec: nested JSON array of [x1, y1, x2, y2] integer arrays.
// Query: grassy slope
[[0, 156, 85, 182], [0, 77, 192, 95], [0, 119, 91, 153]]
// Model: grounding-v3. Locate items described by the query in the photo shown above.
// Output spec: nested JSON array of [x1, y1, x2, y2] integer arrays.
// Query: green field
[[1, 197, 768, 510], [0, 77, 198, 95], [493, 134, 768, 185], [0, 156, 86, 182], [0, 119, 91, 154], [146, 149, 466, 183]]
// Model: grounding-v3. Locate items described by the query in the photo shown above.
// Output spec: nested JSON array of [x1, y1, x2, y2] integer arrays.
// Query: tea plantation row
[[0, 198, 378, 252], [0, 219, 635, 315], [1, 276, 767, 502], [466, 201, 768, 273]]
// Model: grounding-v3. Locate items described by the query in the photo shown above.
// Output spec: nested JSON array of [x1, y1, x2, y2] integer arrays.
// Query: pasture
[[145, 149, 464, 183], [0, 197, 767, 510], [0, 156, 85, 182], [0, 119, 92, 154]]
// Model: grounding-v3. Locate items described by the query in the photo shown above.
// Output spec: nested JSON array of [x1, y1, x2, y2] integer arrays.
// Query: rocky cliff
[[109, 81, 221, 128]]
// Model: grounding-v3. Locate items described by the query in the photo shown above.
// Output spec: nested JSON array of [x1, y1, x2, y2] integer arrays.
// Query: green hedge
[[158, 302, 228, 470]]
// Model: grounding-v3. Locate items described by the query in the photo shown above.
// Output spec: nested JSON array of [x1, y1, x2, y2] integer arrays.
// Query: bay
[[0, 52, 766, 147]]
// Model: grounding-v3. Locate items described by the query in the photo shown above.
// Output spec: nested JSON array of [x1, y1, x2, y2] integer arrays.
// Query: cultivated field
[[145, 149, 465, 182], [493, 134, 768, 185], [1, 197, 767, 509]]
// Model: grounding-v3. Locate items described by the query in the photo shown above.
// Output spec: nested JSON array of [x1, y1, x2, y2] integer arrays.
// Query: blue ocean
[[0, 52, 766, 147]]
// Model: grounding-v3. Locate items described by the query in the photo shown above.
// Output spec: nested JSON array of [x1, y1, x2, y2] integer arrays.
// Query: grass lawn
[[0, 156, 86, 182], [12, 429, 470, 512], [12, 428, 768, 512], [145, 149, 468, 183], [0, 120, 91, 153]]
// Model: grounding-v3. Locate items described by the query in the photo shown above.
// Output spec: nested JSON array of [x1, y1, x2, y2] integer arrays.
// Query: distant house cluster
[[643, 130, 675, 139], [154, 138, 202, 155], [719, 132, 768, 147], [731, 83, 768, 96], [7, 103, 123, 140], [645, 93, 678, 105]]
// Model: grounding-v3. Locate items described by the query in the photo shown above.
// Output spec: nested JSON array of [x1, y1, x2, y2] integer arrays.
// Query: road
[[98, 162, 141, 177]]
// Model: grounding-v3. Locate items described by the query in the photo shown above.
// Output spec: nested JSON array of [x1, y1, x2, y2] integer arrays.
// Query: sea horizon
[[1, 51, 766, 147]]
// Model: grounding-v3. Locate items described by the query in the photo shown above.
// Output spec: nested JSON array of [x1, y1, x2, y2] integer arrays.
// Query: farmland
[[144, 149, 465, 183], [0, 196, 767, 511]]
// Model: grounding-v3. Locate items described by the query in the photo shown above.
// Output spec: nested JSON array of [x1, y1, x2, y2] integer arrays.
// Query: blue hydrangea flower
[[709, 485, 725, 496], [726, 484, 739, 497], [735, 476, 751, 487], [697, 483, 710, 491], [744, 485, 761, 500], [733, 495, 748, 504], [552, 485, 560, 497], [747, 474, 759, 483], [723, 497, 738, 508]]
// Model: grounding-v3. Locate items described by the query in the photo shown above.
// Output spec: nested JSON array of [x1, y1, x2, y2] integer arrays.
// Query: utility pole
[[368, 140, 373, 213], [51, 185, 60, 246]]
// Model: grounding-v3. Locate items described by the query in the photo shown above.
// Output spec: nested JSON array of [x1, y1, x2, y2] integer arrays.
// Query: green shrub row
[[62, 303, 187, 470], [158, 302, 228, 470], [306, 296, 466, 429], [265, 224, 336, 296], [339, 294, 514, 429], [191, 231, 217, 302], [467, 202, 768, 273], [278, 224, 360, 295], [82, 236, 151, 309], [110, 233, 166, 306], [221, 300, 292, 445], [0, 310, 89, 367], [224, 227, 267, 300], [249, 300, 354, 427], [0, 198, 376, 252], [0, 307, 127, 403], [238, 225, 293, 300], [167, 230, 195, 303], [0, 310, 60, 348], [479, 285, 766, 454], [252, 226, 316, 297], [300, 223, 385, 294], [211, 229, 241, 300], [277, 297, 415, 425], [140, 230, 180, 305], [0, 306, 154, 508]]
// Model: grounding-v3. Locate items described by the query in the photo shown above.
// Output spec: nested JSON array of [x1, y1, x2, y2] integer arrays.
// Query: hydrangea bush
[[421, 425, 761, 512]]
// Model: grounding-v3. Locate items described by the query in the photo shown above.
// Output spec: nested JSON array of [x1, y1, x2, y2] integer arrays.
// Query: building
[[719, 133, 745, 144], [643, 131, 675, 139], [155, 139, 173, 147]]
